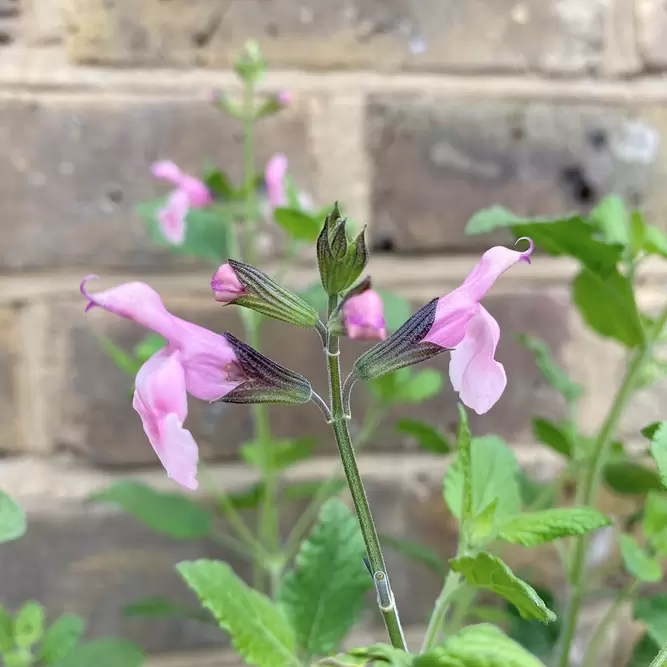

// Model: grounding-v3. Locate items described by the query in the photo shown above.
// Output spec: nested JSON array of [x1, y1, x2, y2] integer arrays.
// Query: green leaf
[[651, 422, 667, 489], [49, 638, 144, 667], [630, 210, 647, 258], [643, 492, 667, 554], [603, 461, 663, 495], [343, 644, 411, 666], [297, 282, 329, 314], [518, 471, 555, 509], [449, 553, 556, 623], [137, 199, 230, 263], [455, 404, 474, 523], [13, 601, 44, 649], [203, 167, 237, 199], [0, 491, 26, 544], [620, 533, 662, 582], [532, 418, 575, 457], [467, 499, 500, 549], [466, 207, 622, 276], [643, 422, 663, 440], [376, 290, 411, 333], [589, 194, 629, 246], [628, 633, 661, 667], [445, 436, 521, 524], [273, 207, 321, 242], [634, 595, 667, 646], [89, 480, 212, 539], [572, 267, 645, 348], [178, 559, 297, 667], [516, 334, 583, 404], [38, 614, 86, 664], [395, 418, 450, 454], [645, 225, 667, 258], [368, 368, 443, 405], [97, 336, 141, 376], [0, 604, 13, 652], [279, 499, 372, 658], [430, 623, 548, 666], [379, 533, 447, 576], [132, 333, 167, 364], [122, 595, 213, 623], [240, 438, 316, 473], [499, 507, 610, 547]]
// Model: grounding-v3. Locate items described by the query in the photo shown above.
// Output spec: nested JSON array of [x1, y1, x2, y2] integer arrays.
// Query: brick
[[367, 96, 667, 253], [0, 307, 20, 454], [23, 0, 64, 45], [62, 0, 606, 75], [0, 92, 313, 271], [53, 281, 570, 466], [637, 0, 667, 69]]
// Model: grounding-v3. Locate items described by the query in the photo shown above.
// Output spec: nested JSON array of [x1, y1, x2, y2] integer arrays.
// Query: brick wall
[[2, 0, 667, 664]]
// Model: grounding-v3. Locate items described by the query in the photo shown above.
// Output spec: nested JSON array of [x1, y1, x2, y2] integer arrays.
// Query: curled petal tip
[[80, 274, 100, 311], [515, 236, 534, 263]]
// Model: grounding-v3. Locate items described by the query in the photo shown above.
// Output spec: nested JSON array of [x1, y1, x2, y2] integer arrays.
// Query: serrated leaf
[[89, 480, 212, 539], [532, 418, 575, 457], [572, 267, 645, 348], [430, 623, 548, 667], [122, 595, 212, 623], [240, 438, 316, 472], [376, 290, 412, 333], [0, 490, 26, 544], [343, 644, 411, 666], [467, 500, 499, 549], [465, 207, 622, 276], [274, 207, 321, 242], [450, 553, 556, 622], [178, 559, 297, 667], [137, 199, 230, 263], [634, 596, 667, 646], [516, 334, 582, 404], [620, 534, 662, 582], [499, 507, 610, 547], [604, 461, 663, 495], [379, 533, 447, 576], [650, 422, 667, 489], [279, 499, 372, 658], [395, 418, 450, 454], [49, 638, 144, 667], [13, 601, 44, 649], [445, 436, 521, 524], [38, 614, 86, 664], [589, 194, 629, 246]]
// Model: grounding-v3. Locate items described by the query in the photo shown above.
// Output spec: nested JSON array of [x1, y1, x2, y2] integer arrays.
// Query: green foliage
[[0, 605, 13, 653], [0, 491, 26, 544], [620, 533, 662, 582], [379, 534, 447, 577], [395, 419, 451, 454], [279, 499, 372, 658], [643, 492, 667, 555], [531, 418, 575, 457], [603, 461, 663, 495], [589, 194, 629, 246], [499, 507, 610, 547], [49, 638, 144, 667], [89, 480, 212, 539], [240, 437, 317, 472], [450, 553, 556, 622], [13, 601, 44, 649], [516, 334, 583, 405], [650, 421, 667, 489], [628, 633, 662, 667], [273, 207, 322, 242], [445, 436, 521, 524], [429, 624, 548, 667], [369, 368, 443, 405], [327, 644, 410, 666], [177, 559, 297, 667], [38, 614, 86, 664], [634, 595, 667, 646], [137, 199, 231, 263], [122, 595, 213, 623]]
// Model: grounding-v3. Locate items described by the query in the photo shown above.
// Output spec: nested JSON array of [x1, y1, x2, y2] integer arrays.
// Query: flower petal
[[449, 306, 506, 415], [343, 290, 387, 341], [265, 153, 288, 209], [423, 290, 478, 348], [211, 263, 247, 303], [179, 175, 212, 208], [151, 160, 183, 185], [158, 188, 189, 244]]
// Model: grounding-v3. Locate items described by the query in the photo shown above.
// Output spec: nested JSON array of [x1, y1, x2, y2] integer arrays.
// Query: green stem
[[555, 304, 667, 667], [651, 644, 667, 667], [325, 295, 407, 651], [421, 569, 463, 652]]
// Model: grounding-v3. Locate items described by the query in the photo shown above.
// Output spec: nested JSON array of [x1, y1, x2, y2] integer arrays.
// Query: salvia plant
[[71, 41, 667, 667]]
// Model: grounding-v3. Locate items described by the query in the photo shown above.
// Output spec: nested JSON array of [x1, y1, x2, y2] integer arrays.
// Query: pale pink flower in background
[[211, 263, 247, 304], [81, 276, 246, 489], [277, 90, 291, 106], [151, 160, 213, 245], [265, 153, 289, 210], [423, 239, 534, 415], [343, 290, 387, 341]]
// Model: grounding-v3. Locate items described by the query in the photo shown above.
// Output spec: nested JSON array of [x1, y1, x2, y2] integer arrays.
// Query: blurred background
[[2, 1, 667, 665]]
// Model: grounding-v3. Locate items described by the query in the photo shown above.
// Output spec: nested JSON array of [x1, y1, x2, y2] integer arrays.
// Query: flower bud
[[256, 90, 291, 119], [218, 332, 313, 405], [343, 289, 387, 341], [213, 259, 319, 328], [234, 40, 266, 84], [316, 203, 368, 296]]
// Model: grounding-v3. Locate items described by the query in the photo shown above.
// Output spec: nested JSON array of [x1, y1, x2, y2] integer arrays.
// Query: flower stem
[[325, 295, 407, 651], [554, 304, 667, 667], [421, 568, 463, 652]]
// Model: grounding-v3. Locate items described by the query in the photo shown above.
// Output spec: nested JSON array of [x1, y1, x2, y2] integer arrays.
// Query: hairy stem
[[555, 304, 667, 667], [325, 295, 407, 651]]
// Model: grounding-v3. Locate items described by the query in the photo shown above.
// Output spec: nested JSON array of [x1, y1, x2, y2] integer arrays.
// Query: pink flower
[[423, 239, 534, 415], [265, 153, 288, 209], [81, 276, 247, 489], [343, 290, 387, 341], [151, 161, 212, 245], [211, 263, 247, 303], [277, 90, 291, 106]]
